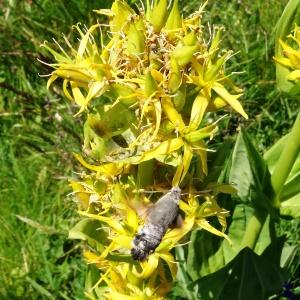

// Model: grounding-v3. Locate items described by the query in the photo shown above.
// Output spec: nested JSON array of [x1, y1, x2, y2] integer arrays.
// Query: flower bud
[[150, 0, 168, 32], [172, 44, 199, 67]]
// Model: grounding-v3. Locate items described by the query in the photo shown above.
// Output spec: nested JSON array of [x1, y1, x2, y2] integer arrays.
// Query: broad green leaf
[[280, 173, 300, 200], [170, 247, 198, 300], [205, 183, 237, 194], [137, 160, 154, 188], [228, 129, 274, 213], [264, 132, 300, 183], [187, 204, 271, 280], [69, 219, 108, 252], [280, 244, 298, 268], [264, 133, 290, 174], [280, 193, 300, 218], [97, 102, 136, 134], [191, 246, 286, 300], [264, 129, 300, 209]]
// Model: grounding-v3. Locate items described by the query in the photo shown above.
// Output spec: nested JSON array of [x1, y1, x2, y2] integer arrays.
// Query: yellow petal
[[150, 100, 162, 141], [73, 153, 126, 176], [77, 24, 99, 59], [158, 251, 178, 279], [78, 211, 126, 235], [287, 70, 300, 81], [126, 207, 139, 232], [194, 140, 208, 175], [63, 80, 75, 102], [172, 144, 193, 186], [161, 97, 185, 132], [85, 81, 106, 105], [196, 218, 231, 245], [69, 181, 90, 210], [53, 68, 91, 83], [157, 217, 194, 251], [71, 82, 86, 107], [212, 83, 248, 119], [113, 235, 133, 249], [150, 69, 164, 82], [206, 96, 228, 112], [273, 56, 294, 68], [47, 74, 58, 89], [188, 93, 209, 131], [133, 255, 159, 279], [120, 138, 184, 165], [83, 250, 110, 268]]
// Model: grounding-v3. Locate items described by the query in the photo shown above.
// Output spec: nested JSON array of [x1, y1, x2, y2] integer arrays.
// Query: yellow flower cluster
[[71, 179, 230, 299], [43, 0, 246, 298], [274, 24, 300, 82]]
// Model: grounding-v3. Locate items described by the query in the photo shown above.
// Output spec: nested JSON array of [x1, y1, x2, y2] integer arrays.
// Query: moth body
[[131, 186, 181, 261]]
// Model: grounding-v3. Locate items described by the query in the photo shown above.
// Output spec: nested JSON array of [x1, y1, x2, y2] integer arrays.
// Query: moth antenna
[[181, 189, 213, 195]]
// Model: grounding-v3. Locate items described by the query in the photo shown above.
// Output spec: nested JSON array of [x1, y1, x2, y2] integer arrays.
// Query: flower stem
[[271, 111, 300, 205], [137, 159, 154, 188], [242, 112, 300, 250], [241, 210, 268, 250]]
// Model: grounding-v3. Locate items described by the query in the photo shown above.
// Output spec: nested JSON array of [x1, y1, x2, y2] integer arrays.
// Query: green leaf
[[228, 129, 274, 213], [85, 265, 107, 299], [206, 183, 237, 194], [200, 139, 233, 187], [68, 219, 107, 252], [280, 193, 300, 218], [264, 133, 300, 184], [26, 277, 55, 300], [190, 244, 286, 300], [280, 173, 300, 201], [186, 204, 272, 280], [264, 134, 289, 173], [170, 247, 198, 300], [280, 244, 298, 269]]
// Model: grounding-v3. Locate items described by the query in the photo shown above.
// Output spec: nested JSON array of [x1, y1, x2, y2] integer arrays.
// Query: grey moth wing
[[131, 186, 181, 261]]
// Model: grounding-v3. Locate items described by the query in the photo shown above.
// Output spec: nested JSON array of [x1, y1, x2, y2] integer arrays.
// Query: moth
[[131, 186, 181, 261]]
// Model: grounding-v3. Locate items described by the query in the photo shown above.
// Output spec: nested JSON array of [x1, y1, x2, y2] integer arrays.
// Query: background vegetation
[[0, 0, 298, 299]]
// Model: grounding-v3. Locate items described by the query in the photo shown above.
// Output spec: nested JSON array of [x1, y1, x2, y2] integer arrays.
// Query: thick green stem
[[137, 159, 155, 188], [241, 210, 268, 250], [243, 113, 300, 250], [271, 111, 300, 205]]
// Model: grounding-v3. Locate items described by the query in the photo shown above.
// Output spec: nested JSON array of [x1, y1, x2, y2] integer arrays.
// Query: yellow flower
[[274, 25, 300, 82], [44, 1, 244, 298]]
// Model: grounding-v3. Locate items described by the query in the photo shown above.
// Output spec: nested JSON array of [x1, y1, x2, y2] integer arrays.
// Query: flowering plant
[[43, 0, 247, 298]]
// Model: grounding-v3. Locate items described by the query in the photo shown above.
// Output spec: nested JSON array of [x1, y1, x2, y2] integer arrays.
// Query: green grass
[[0, 137, 86, 299], [0, 0, 299, 299], [0, 1, 110, 298]]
